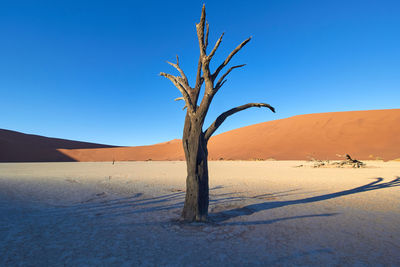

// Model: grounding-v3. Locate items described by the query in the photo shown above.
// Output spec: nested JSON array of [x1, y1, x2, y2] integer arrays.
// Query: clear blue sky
[[1, 0, 399, 146]]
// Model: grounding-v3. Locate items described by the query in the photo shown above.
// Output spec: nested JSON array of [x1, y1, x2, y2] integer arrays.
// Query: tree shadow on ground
[[48, 186, 225, 216], [44, 177, 399, 227], [219, 213, 339, 226], [209, 177, 400, 223], [77, 187, 309, 217]]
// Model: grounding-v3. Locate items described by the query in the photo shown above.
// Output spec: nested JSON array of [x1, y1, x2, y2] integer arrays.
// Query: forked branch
[[166, 55, 189, 86], [215, 64, 246, 89], [160, 72, 194, 113], [204, 103, 275, 141], [212, 37, 251, 80]]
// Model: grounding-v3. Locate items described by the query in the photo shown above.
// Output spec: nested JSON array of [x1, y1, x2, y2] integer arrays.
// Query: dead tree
[[160, 5, 275, 221], [345, 154, 365, 168]]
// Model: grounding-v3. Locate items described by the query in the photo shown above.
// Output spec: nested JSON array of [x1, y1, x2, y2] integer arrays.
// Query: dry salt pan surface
[[1, 161, 399, 266]]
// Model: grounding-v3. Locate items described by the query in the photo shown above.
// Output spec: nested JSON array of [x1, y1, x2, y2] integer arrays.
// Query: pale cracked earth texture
[[1, 161, 399, 266]]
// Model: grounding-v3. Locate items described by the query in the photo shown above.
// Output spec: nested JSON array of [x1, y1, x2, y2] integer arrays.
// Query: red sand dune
[[1, 109, 400, 162]]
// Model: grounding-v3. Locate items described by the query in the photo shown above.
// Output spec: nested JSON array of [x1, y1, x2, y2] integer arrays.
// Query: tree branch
[[212, 37, 251, 80], [166, 55, 189, 86], [205, 22, 209, 49], [216, 79, 227, 90], [193, 58, 203, 105], [207, 33, 224, 61], [204, 103, 275, 141], [196, 4, 207, 58], [195, 4, 213, 117], [160, 72, 194, 113], [215, 64, 246, 89]]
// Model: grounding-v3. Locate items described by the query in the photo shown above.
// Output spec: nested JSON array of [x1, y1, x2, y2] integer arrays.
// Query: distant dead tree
[[160, 5, 275, 221]]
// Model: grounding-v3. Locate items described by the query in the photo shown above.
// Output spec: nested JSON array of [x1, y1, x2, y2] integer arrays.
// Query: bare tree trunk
[[181, 114, 209, 221], [160, 5, 275, 222]]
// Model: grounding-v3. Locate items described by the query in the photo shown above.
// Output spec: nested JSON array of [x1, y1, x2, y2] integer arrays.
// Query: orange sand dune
[[1, 109, 400, 162], [58, 139, 184, 162], [208, 109, 400, 160]]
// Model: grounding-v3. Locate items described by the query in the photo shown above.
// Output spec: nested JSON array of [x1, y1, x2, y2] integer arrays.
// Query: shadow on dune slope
[[0, 129, 116, 162]]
